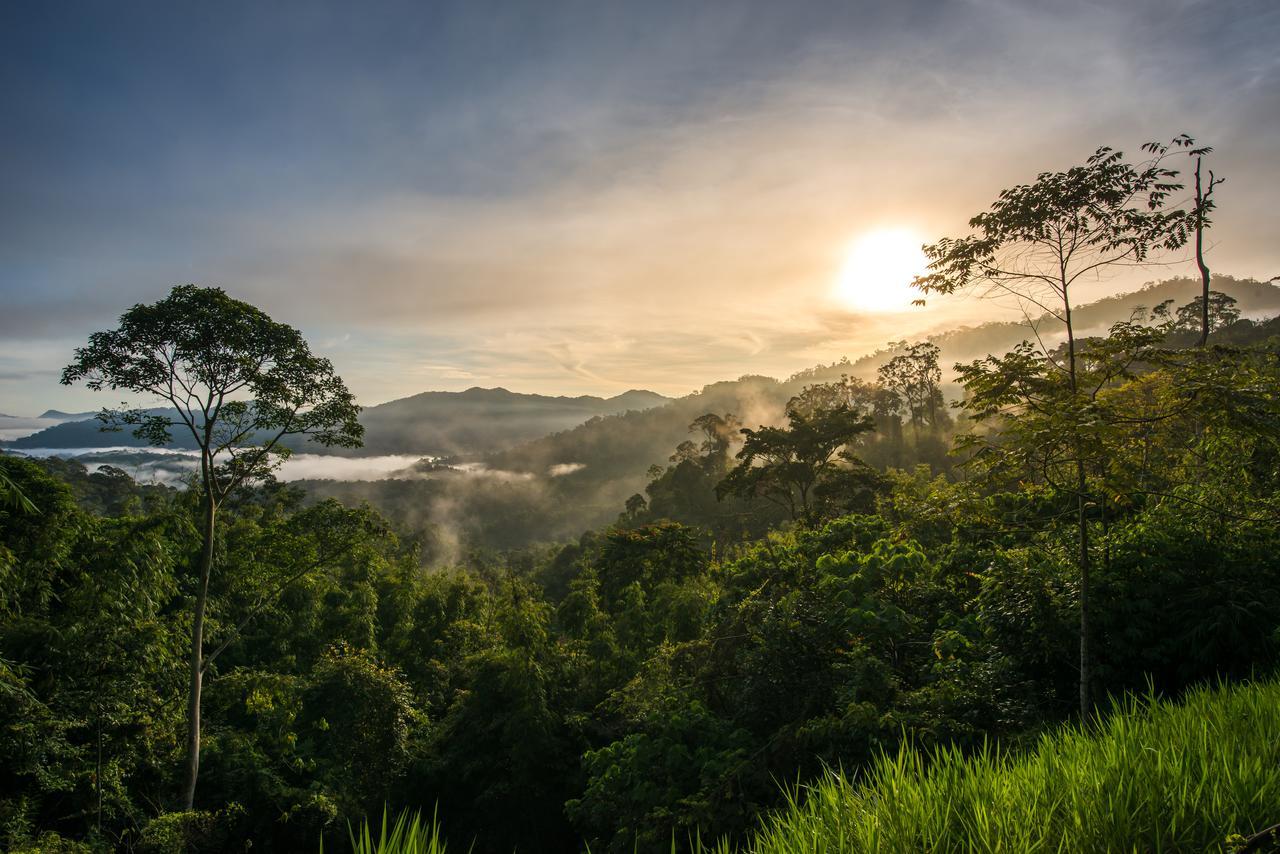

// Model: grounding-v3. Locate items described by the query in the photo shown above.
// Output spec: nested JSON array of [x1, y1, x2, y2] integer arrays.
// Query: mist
[[4, 447, 439, 486]]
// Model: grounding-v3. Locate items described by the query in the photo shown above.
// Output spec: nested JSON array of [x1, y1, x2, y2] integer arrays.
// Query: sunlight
[[835, 228, 928, 313]]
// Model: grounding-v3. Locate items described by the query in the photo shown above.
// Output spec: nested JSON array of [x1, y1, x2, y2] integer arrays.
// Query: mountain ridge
[[4, 387, 672, 456]]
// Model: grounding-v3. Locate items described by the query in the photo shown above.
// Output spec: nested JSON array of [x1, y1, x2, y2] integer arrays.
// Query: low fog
[[5, 448, 442, 486]]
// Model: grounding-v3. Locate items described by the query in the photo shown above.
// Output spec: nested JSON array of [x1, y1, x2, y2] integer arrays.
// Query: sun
[[834, 228, 928, 313]]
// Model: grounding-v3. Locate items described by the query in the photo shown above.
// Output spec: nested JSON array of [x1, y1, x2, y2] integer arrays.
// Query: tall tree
[[877, 342, 944, 435], [912, 137, 1198, 717], [62, 285, 363, 809], [717, 398, 873, 521], [1173, 291, 1239, 335], [1191, 149, 1225, 346]]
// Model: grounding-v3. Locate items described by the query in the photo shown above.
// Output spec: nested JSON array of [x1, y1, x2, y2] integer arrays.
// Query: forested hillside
[[4, 128, 1280, 854], [302, 276, 1280, 562], [7, 0, 1280, 850], [4, 299, 1279, 851]]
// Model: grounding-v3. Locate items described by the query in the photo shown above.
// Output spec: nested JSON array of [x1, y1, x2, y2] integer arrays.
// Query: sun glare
[[835, 229, 928, 313]]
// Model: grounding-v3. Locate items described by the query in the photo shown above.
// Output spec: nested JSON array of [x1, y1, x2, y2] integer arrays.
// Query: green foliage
[[6, 252, 1280, 854], [344, 806, 451, 854], [567, 699, 752, 853], [7, 831, 95, 853], [746, 679, 1280, 854], [0, 459, 40, 516], [717, 393, 876, 521], [137, 806, 246, 853]]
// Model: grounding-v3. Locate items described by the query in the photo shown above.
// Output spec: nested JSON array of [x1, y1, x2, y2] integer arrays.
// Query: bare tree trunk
[[1195, 157, 1211, 348], [181, 494, 215, 810]]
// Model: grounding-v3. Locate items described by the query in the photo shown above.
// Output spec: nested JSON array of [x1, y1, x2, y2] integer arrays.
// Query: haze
[[2, 0, 1277, 414]]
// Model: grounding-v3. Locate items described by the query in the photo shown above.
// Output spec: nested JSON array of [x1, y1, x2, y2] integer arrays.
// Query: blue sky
[[2, 0, 1277, 413]]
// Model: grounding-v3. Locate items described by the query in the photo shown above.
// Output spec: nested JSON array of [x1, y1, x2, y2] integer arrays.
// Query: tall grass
[[335, 806, 453, 854], [744, 679, 1280, 853], [324, 681, 1279, 853]]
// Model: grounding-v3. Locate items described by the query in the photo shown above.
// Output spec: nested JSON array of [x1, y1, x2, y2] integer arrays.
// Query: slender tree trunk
[[95, 704, 103, 834], [1195, 157, 1211, 348], [181, 494, 216, 810], [1076, 460, 1092, 719], [1063, 286, 1093, 719]]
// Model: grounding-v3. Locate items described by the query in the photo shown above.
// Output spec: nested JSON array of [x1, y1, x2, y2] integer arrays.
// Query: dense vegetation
[[3, 139, 1279, 852], [4, 297, 1279, 851], [750, 678, 1280, 853]]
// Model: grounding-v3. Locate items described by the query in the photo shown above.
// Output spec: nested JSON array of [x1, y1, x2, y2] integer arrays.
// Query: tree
[[61, 285, 363, 809], [717, 396, 874, 521], [1190, 149, 1225, 346], [623, 493, 647, 521], [877, 342, 945, 435], [1173, 291, 1239, 335], [912, 137, 1199, 717]]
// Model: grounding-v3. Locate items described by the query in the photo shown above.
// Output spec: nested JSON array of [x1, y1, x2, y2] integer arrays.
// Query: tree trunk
[[1063, 286, 1093, 720], [181, 494, 216, 810], [1076, 460, 1093, 720], [95, 704, 103, 834], [1195, 157, 1211, 348]]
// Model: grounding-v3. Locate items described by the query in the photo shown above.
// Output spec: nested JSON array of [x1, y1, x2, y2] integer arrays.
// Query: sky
[[2, 0, 1277, 414]]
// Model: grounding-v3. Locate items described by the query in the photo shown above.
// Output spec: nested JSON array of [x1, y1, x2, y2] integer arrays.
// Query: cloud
[[548, 462, 586, 477], [3, 1, 1277, 414]]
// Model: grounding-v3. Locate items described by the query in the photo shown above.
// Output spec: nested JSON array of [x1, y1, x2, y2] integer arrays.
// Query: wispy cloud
[[2, 1, 1276, 413]]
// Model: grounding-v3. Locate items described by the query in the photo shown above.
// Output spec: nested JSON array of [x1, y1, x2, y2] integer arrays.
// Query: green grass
[[331, 806, 454, 854], [324, 679, 1280, 853], [744, 679, 1280, 853]]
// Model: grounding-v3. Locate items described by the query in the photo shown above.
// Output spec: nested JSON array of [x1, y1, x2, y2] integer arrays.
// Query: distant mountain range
[[8, 275, 1277, 466], [0, 410, 94, 443], [353, 387, 669, 455], [11, 275, 1280, 556], [466, 275, 1280, 535], [3, 386, 671, 456]]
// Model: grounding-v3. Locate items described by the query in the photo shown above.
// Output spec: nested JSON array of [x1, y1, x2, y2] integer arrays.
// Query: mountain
[[4, 409, 178, 450], [34, 275, 1278, 558], [351, 386, 670, 455], [38, 410, 96, 420], [303, 275, 1280, 557], [926, 274, 1280, 366], [4, 388, 670, 456], [0, 410, 99, 443]]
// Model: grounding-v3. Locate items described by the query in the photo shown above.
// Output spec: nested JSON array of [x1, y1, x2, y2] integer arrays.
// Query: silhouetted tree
[[62, 284, 363, 809], [1190, 148, 1225, 346], [717, 400, 873, 521], [913, 136, 1200, 717], [878, 342, 944, 435]]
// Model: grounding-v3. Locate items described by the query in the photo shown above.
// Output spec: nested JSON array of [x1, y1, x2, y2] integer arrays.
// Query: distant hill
[[26, 274, 1280, 558], [446, 275, 1280, 546], [4, 409, 178, 450], [795, 275, 1280, 393], [38, 409, 96, 420], [0, 410, 97, 443], [352, 386, 670, 455], [4, 387, 671, 456], [926, 274, 1280, 367]]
